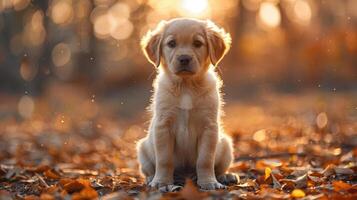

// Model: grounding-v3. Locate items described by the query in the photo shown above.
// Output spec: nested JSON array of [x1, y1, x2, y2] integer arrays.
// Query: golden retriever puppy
[[137, 18, 237, 191]]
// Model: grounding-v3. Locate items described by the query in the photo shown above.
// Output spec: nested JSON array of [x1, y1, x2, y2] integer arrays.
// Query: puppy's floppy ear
[[205, 20, 232, 66], [141, 20, 166, 67]]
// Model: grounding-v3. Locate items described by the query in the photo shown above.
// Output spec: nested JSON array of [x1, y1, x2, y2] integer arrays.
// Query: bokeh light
[[179, 0, 209, 17], [12, 0, 30, 11], [19, 59, 37, 81], [94, 13, 112, 39], [52, 43, 72, 67], [253, 129, 267, 142], [91, 2, 134, 40], [316, 112, 328, 129], [293, 0, 312, 25], [110, 19, 134, 40], [108, 2, 130, 20], [258, 2, 281, 28], [51, 0, 74, 25], [23, 10, 46, 46], [18, 95, 35, 119]]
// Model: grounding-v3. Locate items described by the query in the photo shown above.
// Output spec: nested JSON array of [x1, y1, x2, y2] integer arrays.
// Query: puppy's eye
[[167, 40, 176, 48], [193, 40, 203, 48]]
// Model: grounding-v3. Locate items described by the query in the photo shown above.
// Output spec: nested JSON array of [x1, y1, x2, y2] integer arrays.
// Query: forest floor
[[0, 87, 356, 199]]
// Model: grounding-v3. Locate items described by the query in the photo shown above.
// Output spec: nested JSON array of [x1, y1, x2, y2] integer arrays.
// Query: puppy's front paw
[[146, 176, 154, 185], [159, 185, 183, 192], [148, 178, 178, 192], [148, 180, 169, 189], [217, 173, 239, 185], [198, 181, 227, 190]]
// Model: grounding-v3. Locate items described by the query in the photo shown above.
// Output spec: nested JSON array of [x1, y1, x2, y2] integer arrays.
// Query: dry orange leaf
[[265, 167, 272, 180], [332, 180, 352, 192], [24, 195, 39, 200], [42, 185, 58, 194], [291, 189, 306, 198], [59, 178, 73, 186], [77, 178, 91, 187], [230, 162, 250, 172], [281, 179, 295, 191], [32, 165, 50, 173], [63, 180, 85, 193], [180, 179, 207, 200], [44, 169, 61, 179], [72, 187, 98, 200], [237, 179, 258, 190], [40, 193, 55, 200]]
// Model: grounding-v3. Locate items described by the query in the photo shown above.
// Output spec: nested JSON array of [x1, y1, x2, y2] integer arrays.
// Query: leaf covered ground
[[0, 88, 356, 200]]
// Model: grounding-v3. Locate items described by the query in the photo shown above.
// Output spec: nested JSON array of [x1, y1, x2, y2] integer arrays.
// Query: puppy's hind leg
[[215, 135, 239, 186], [137, 138, 155, 184]]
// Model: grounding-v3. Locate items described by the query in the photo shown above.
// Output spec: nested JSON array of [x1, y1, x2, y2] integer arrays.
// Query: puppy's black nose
[[178, 55, 192, 66]]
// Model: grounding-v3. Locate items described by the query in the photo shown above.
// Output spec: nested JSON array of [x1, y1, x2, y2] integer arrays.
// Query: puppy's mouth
[[175, 66, 195, 76]]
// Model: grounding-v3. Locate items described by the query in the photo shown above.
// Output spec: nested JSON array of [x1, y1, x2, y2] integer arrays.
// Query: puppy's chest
[[178, 91, 193, 110], [176, 91, 196, 129], [174, 92, 201, 149]]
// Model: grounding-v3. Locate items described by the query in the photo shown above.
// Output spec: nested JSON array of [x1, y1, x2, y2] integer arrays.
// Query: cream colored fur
[[137, 18, 234, 191]]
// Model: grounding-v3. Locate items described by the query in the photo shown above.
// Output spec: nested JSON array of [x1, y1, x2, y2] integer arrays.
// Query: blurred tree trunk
[[0, 12, 23, 93]]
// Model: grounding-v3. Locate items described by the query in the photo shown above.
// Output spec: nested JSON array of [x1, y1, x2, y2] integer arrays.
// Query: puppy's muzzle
[[175, 55, 194, 75]]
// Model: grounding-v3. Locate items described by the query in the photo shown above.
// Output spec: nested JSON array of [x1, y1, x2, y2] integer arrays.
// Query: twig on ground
[[36, 173, 49, 188]]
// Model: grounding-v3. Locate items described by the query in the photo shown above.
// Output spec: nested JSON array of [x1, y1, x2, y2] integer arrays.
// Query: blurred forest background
[[0, 0, 356, 120], [0, 0, 357, 199]]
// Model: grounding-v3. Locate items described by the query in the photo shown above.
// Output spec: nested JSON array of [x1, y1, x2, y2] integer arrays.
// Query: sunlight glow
[[180, 0, 208, 16], [316, 112, 328, 129], [51, 0, 73, 25], [52, 43, 71, 67], [18, 95, 35, 119], [259, 2, 281, 28], [293, 0, 312, 25], [253, 129, 267, 142]]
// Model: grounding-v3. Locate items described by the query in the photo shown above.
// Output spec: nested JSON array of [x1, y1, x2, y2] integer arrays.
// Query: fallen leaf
[[256, 159, 282, 170], [294, 174, 308, 189], [281, 179, 296, 191], [323, 164, 336, 177], [332, 180, 352, 192], [101, 192, 130, 200], [63, 180, 85, 193], [340, 151, 354, 163], [272, 174, 282, 189], [42, 185, 58, 194], [72, 186, 98, 200], [230, 162, 250, 172], [334, 167, 354, 175], [44, 169, 61, 180], [291, 189, 306, 198], [77, 178, 91, 187], [28, 165, 50, 173], [24, 195, 39, 200], [39, 193, 54, 200], [309, 171, 324, 178], [237, 179, 258, 191], [265, 167, 272, 180], [179, 179, 207, 200], [59, 178, 73, 186]]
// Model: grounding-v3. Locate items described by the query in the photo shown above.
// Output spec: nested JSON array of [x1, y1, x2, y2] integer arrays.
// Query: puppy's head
[[141, 18, 231, 78]]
